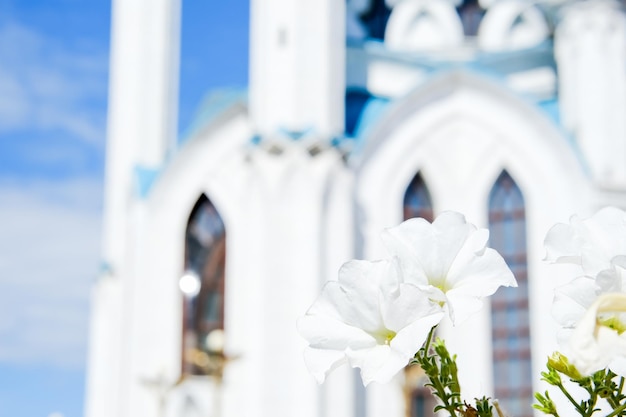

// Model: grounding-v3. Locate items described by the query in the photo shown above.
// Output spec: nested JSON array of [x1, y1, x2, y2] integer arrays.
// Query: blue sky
[[0, 1, 248, 416]]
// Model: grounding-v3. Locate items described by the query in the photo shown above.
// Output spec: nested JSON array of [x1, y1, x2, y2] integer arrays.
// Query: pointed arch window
[[488, 171, 532, 417], [403, 172, 436, 417], [182, 195, 226, 375], [403, 172, 434, 222]]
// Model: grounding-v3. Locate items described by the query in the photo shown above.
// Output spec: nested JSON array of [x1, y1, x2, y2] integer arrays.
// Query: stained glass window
[[182, 195, 226, 375], [404, 172, 436, 417], [488, 171, 532, 417]]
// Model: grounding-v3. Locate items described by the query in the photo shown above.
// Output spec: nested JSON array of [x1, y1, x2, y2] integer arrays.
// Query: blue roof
[[179, 88, 248, 144]]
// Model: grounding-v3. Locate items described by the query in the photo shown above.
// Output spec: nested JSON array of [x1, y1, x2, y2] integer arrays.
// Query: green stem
[[607, 377, 626, 417], [585, 384, 599, 417], [556, 381, 586, 416], [414, 326, 458, 417], [431, 375, 459, 417], [421, 326, 435, 359], [606, 402, 626, 417]]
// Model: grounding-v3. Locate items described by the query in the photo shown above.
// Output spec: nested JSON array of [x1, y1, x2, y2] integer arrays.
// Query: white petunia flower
[[380, 211, 517, 325], [552, 263, 626, 356], [544, 206, 626, 276], [569, 292, 626, 376], [552, 276, 604, 348], [298, 258, 444, 386]]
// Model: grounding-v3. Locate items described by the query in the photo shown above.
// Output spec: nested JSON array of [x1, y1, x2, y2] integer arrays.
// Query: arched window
[[403, 172, 436, 417], [488, 171, 532, 417], [403, 172, 434, 222], [182, 195, 226, 375]]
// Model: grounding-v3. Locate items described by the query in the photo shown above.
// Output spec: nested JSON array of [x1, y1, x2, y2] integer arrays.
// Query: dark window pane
[[404, 174, 436, 417], [182, 195, 226, 375], [488, 171, 532, 417], [403, 172, 434, 222]]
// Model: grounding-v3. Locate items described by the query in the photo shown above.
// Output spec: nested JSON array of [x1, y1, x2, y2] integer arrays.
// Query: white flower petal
[[552, 277, 600, 349], [544, 207, 626, 275], [380, 217, 433, 286], [306, 260, 394, 334], [446, 248, 516, 324], [426, 212, 479, 281], [382, 211, 516, 325], [608, 355, 626, 377], [445, 227, 490, 283], [553, 277, 598, 323], [297, 314, 375, 350], [445, 290, 485, 325], [381, 282, 443, 333], [390, 311, 444, 358], [544, 222, 584, 265], [299, 258, 440, 385], [347, 345, 409, 386], [569, 293, 626, 376], [303, 347, 348, 384], [381, 212, 480, 287]]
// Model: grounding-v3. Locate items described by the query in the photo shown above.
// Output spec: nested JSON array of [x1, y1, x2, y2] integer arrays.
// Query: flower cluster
[[545, 207, 626, 377], [298, 207, 626, 417], [298, 211, 517, 385]]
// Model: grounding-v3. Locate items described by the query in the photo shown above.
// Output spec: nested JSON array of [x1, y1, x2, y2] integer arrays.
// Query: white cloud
[[0, 67, 29, 129], [0, 177, 102, 369], [0, 20, 108, 145], [0, 8, 109, 372]]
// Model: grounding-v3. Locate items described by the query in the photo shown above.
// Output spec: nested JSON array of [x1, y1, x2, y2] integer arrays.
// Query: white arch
[[120, 103, 357, 417], [384, 0, 465, 51], [352, 70, 591, 415], [118, 104, 261, 417], [478, 0, 550, 51]]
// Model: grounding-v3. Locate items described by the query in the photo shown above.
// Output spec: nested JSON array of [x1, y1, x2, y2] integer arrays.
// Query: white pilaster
[[101, 0, 181, 272]]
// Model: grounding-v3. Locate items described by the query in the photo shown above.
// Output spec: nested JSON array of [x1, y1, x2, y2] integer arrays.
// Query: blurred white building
[[85, 0, 626, 416]]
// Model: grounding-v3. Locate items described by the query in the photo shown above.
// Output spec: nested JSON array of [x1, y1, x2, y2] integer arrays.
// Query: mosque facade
[[85, 0, 626, 416]]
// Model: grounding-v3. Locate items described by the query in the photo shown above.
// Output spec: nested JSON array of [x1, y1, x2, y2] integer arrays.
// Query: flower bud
[[547, 352, 583, 380]]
